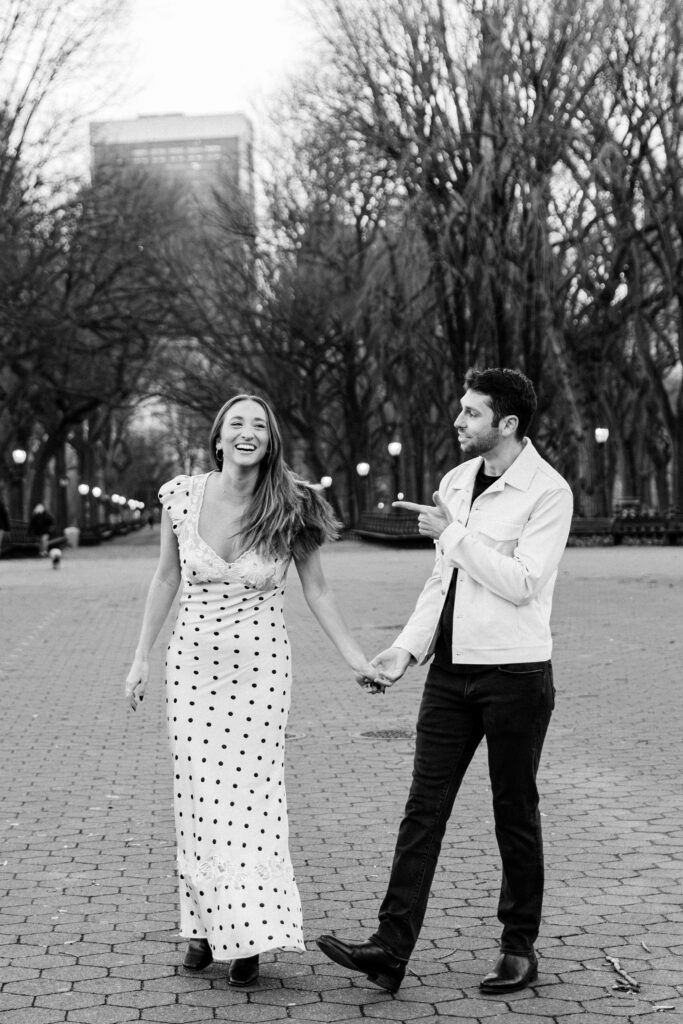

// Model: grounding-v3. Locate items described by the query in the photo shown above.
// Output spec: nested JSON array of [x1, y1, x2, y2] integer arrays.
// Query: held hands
[[353, 659, 389, 696], [125, 655, 149, 711], [393, 491, 452, 540]]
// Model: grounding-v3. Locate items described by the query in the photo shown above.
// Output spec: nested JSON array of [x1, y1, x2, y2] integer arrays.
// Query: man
[[28, 503, 54, 557], [317, 368, 573, 994]]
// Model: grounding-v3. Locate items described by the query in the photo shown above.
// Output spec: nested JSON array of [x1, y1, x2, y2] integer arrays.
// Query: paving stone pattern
[[1, 533, 681, 1023]]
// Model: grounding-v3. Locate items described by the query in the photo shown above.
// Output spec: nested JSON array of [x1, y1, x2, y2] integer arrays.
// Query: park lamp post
[[110, 494, 122, 529], [387, 440, 402, 501], [91, 486, 102, 527], [320, 476, 336, 520], [57, 475, 69, 533], [10, 448, 27, 519], [594, 427, 610, 516], [320, 474, 332, 501], [78, 482, 90, 529], [356, 461, 370, 514]]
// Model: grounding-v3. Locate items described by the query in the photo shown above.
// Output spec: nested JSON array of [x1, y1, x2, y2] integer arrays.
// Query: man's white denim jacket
[[394, 439, 574, 666]]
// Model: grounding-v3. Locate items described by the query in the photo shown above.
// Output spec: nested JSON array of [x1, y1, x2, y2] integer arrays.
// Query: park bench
[[359, 512, 619, 544], [568, 516, 614, 541], [354, 509, 683, 546], [78, 527, 102, 546], [0, 519, 67, 558], [612, 514, 683, 545], [355, 509, 430, 543]]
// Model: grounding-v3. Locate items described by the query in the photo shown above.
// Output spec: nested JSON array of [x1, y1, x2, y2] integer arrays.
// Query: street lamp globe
[[11, 448, 27, 465], [356, 462, 370, 478], [78, 483, 90, 496], [91, 486, 102, 498], [320, 476, 333, 488], [387, 441, 402, 457], [594, 427, 609, 444]]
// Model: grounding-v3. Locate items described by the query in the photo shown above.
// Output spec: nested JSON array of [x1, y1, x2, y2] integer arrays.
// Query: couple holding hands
[[125, 367, 573, 994]]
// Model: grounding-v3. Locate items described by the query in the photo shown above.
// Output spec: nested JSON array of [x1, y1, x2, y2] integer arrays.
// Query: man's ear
[[501, 414, 519, 437]]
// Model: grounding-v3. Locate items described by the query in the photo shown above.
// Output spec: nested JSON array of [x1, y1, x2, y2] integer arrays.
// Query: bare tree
[[0, 164, 187, 511], [0, 0, 128, 201]]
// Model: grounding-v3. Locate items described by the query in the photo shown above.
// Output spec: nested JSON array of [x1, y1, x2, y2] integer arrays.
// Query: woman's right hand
[[125, 656, 149, 712]]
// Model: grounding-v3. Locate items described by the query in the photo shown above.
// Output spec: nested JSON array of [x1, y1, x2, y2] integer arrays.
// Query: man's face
[[454, 389, 503, 456]]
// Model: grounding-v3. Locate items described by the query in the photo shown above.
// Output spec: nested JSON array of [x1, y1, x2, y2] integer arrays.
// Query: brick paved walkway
[[1, 532, 681, 1023]]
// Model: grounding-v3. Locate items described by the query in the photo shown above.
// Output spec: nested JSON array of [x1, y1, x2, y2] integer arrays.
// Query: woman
[[125, 395, 378, 986]]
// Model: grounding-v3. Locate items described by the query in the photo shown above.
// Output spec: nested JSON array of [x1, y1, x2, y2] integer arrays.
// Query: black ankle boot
[[183, 938, 213, 971], [228, 953, 259, 987], [316, 935, 406, 993]]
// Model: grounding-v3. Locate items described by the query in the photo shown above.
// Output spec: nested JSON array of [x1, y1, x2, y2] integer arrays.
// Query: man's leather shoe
[[183, 938, 212, 971], [228, 954, 259, 987], [316, 935, 406, 993], [480, 952, 538, 993]]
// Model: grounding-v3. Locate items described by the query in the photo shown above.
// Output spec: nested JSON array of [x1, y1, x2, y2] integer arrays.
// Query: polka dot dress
[[158, 473, 305, 961]]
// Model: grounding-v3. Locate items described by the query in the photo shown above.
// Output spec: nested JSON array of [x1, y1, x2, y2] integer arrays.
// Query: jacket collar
[[447, 438, 540, 494]]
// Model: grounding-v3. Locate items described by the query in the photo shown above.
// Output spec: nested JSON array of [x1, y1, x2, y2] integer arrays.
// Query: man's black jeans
[[373, 660, 554, 961]]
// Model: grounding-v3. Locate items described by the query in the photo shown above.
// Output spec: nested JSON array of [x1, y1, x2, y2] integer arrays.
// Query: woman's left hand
[[353, 661, 388, 694]]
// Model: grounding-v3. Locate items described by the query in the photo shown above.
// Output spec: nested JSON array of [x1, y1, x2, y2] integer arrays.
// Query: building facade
[[89, 112, 253, 202]]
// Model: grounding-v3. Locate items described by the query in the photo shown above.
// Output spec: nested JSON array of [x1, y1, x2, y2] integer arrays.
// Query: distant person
[[0, 496, 10, 555], [146, 509, 154, 529], [124, 394, 379, 986], [28, 503, 54, 557], [317, 368, 573, 995]]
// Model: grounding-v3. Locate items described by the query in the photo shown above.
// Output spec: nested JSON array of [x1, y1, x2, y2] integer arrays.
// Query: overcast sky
[[98, 0, 314, 123]]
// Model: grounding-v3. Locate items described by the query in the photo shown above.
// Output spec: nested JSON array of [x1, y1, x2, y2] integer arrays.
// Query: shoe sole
[[480, 968, 538, 994], [183, 958, 212, 971], [365, 971, 401, 994], [228, 972, 259, 987], [315, 938, 402, 994]]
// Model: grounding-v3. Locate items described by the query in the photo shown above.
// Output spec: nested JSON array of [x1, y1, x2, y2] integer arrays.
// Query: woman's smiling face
[[218, 399, 270, 469]]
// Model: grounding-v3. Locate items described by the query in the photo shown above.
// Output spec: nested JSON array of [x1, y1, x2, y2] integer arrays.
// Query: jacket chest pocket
[[472, 518, 523, 553]]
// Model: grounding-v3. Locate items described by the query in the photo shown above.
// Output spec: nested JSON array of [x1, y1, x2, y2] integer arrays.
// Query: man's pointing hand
[[392, 492, 452, 540]]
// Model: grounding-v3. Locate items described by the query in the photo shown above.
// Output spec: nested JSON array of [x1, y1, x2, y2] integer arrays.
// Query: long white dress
[[159, 472, 305, 961]]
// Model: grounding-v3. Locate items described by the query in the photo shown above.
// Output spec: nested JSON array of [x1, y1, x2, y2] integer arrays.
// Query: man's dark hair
[[464, 368, 537, 439]]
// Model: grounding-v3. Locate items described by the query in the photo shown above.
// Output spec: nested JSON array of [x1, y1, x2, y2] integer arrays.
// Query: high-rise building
[[89, 112, 253, 203]]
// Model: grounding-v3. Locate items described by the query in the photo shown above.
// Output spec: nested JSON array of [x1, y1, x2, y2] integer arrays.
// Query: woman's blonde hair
[[208, 394, 339, 559]]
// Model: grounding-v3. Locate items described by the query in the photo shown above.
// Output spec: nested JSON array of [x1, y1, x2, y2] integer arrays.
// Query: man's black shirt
[[432, 464, 501, 672]]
